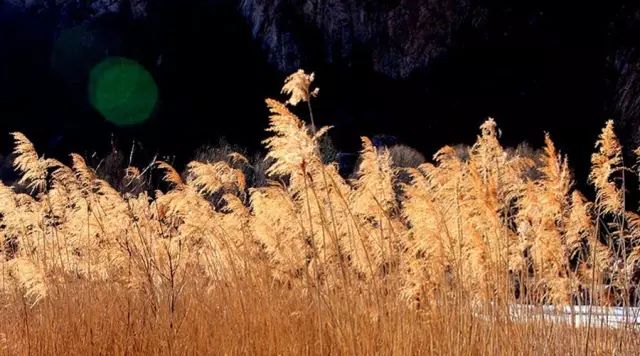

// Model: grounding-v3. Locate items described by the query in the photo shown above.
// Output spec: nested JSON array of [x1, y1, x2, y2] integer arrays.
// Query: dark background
[[0, 0, 638, 185]]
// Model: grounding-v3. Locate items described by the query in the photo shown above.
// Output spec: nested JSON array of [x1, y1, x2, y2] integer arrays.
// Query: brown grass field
[[1, 70, 640, 354]]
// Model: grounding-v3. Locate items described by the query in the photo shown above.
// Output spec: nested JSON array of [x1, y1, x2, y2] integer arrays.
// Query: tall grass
[[0, 70, 639, 354]]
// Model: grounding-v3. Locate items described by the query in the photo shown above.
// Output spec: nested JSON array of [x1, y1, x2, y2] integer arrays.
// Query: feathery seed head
[[281, 69, 319, 106]]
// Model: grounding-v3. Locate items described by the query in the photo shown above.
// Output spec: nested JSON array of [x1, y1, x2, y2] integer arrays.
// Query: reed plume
[[589, 120, 624, 216], [11, 132, 59, 193]]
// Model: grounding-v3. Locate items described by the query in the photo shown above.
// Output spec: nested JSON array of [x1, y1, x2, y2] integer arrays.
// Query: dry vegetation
[[0, 70, 639, 354]]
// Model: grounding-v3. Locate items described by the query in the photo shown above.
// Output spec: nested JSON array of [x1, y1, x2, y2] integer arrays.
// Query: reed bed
[[0, 70, 639, 354]]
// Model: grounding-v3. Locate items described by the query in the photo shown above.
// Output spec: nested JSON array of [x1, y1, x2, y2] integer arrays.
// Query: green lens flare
[[89, 57, 158, 126]]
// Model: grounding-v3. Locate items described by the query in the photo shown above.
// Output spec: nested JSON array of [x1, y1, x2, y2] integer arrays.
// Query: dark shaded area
[[0, 0, 638, 188], [0, 0, 279, 168], [260, 0, 617, 185]]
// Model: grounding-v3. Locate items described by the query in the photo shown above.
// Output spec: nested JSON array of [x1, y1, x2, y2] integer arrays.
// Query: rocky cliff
[[239, 0, 481, 79], [2, 0, 640, 157], [610, 3, 640, 147], [238, 1, 640, 145]]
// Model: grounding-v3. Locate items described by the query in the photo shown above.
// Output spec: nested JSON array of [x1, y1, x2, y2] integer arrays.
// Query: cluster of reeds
[[0, 70, 639, 354]]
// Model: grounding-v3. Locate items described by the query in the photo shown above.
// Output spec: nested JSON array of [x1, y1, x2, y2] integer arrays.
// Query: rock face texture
[[237, 0, 640, 149], [2, 0, 640, 159], [239, 0, 480, 79], [610, 4, 640, 147], [613, 49, 640, 146]]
